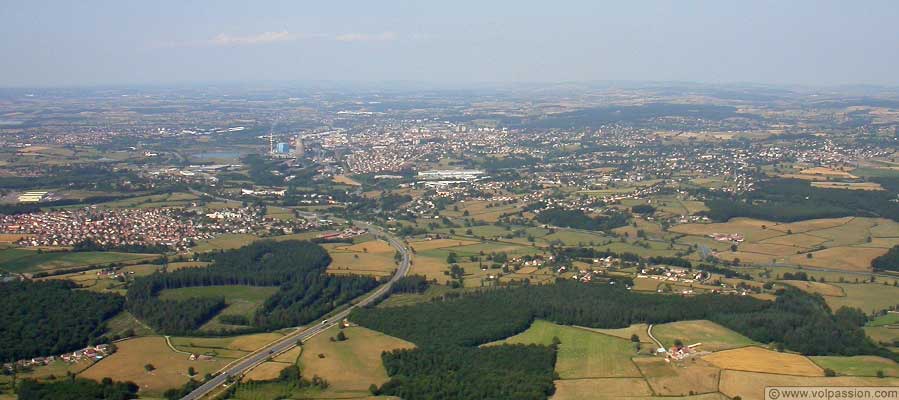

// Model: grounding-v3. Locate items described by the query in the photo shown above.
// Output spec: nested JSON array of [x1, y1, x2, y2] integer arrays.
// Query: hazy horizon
[[3, 0, 898, 87]]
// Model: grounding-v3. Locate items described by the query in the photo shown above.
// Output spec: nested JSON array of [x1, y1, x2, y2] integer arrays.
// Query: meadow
[[157, 285, 279, 331], [297, 325, 414, 394], [671, 216, 899, 272], [811, 355, 899, 377], [325, 239, 397, 278], [652, 320, 758, 352], [192, 234, 259, 253], [170, 332, 286, 360], [490, 320, 643, 379], [79, 336, 229, 396], [0, 248, 158, 274]]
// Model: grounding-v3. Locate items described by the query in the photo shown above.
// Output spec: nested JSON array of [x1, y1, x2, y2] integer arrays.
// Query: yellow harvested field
[[862, 237, 899, 249], [779, 173, 829, 181], [719, 370, 899, 400], [229, 333, 284, 351], [738, 242, 806, 256], [759, 233, 828, 248], [811, 181, 884, 191], [0, 234, 30, 242], [551, 377, 652, 400], [767, 217, 854, 234], [799, 167, 858, 178], [635, 357, 720, 397], [409, 238, 479, 252], [632, 276, 662, 291], [778, 280, 845, 297], [670, 218, 783, 242], [332, 174, 361, 186], [703, 347, 823, 376], [408, 255, 448, 282], [870, 219, 899, 237], [298, 326, 414, 392], [716, 251, 782, 265], [517, 266, 538, 274], [80, 337, 228, 395], [786, 246, 885, 271], [805, 218, 878, 246], [272, 346, 302, 363], [334, 239, 394, 253], [243, 361, 291, 381], [328, 251, 396, 277]]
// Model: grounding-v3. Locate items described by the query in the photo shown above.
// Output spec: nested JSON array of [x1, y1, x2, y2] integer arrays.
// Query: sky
[[1, 0, 898, 87]]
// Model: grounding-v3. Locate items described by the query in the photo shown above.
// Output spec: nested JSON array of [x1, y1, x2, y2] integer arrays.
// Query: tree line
[[871, 245, 899, 272], [351, 281, 766, 348], [17, 377, 138, 400], [703, 179, 899, 222], [390, 275, 430, 294], [126, 240, 377, 334], [0, 280, 124, 361], [374, 344, 558, 400], [73, 239, 170, 254], [351, 280, 889, 360], [536, 208, 628, 231]]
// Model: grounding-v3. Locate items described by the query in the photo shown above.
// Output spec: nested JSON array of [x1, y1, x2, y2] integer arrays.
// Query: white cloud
[[209, 31, 295, 46]]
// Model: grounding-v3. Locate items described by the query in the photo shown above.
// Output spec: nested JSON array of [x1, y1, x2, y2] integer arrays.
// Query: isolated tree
[[144, 364, 155, 372]]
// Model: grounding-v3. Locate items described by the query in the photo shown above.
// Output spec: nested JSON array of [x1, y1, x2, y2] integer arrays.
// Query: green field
[[158, 285, 278, 330], [103, 310, 156, 338], [0, 249, 158, 274], [811, 355, 899, 377], [377, 285, 460, 308], [192, 234, 259, 253], [491, 320, 642, 379], [868, 313, 899, 327], [170, 332, 286, 359], [852, 167, 899, 178], [825, 283, 899, 315], [652, 320, 758, 352], [94, 192, 199, 208]]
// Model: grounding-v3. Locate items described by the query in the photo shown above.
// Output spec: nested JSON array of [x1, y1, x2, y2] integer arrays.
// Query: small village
[[3, 344, 116, 373]]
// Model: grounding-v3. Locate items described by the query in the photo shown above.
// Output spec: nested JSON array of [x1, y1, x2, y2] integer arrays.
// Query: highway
[[180, 209, 410, 399]]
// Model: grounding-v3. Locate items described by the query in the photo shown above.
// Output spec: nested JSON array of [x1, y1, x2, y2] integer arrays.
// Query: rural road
[[179, 197, 411, 400], [647, 324, 664, 351]]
